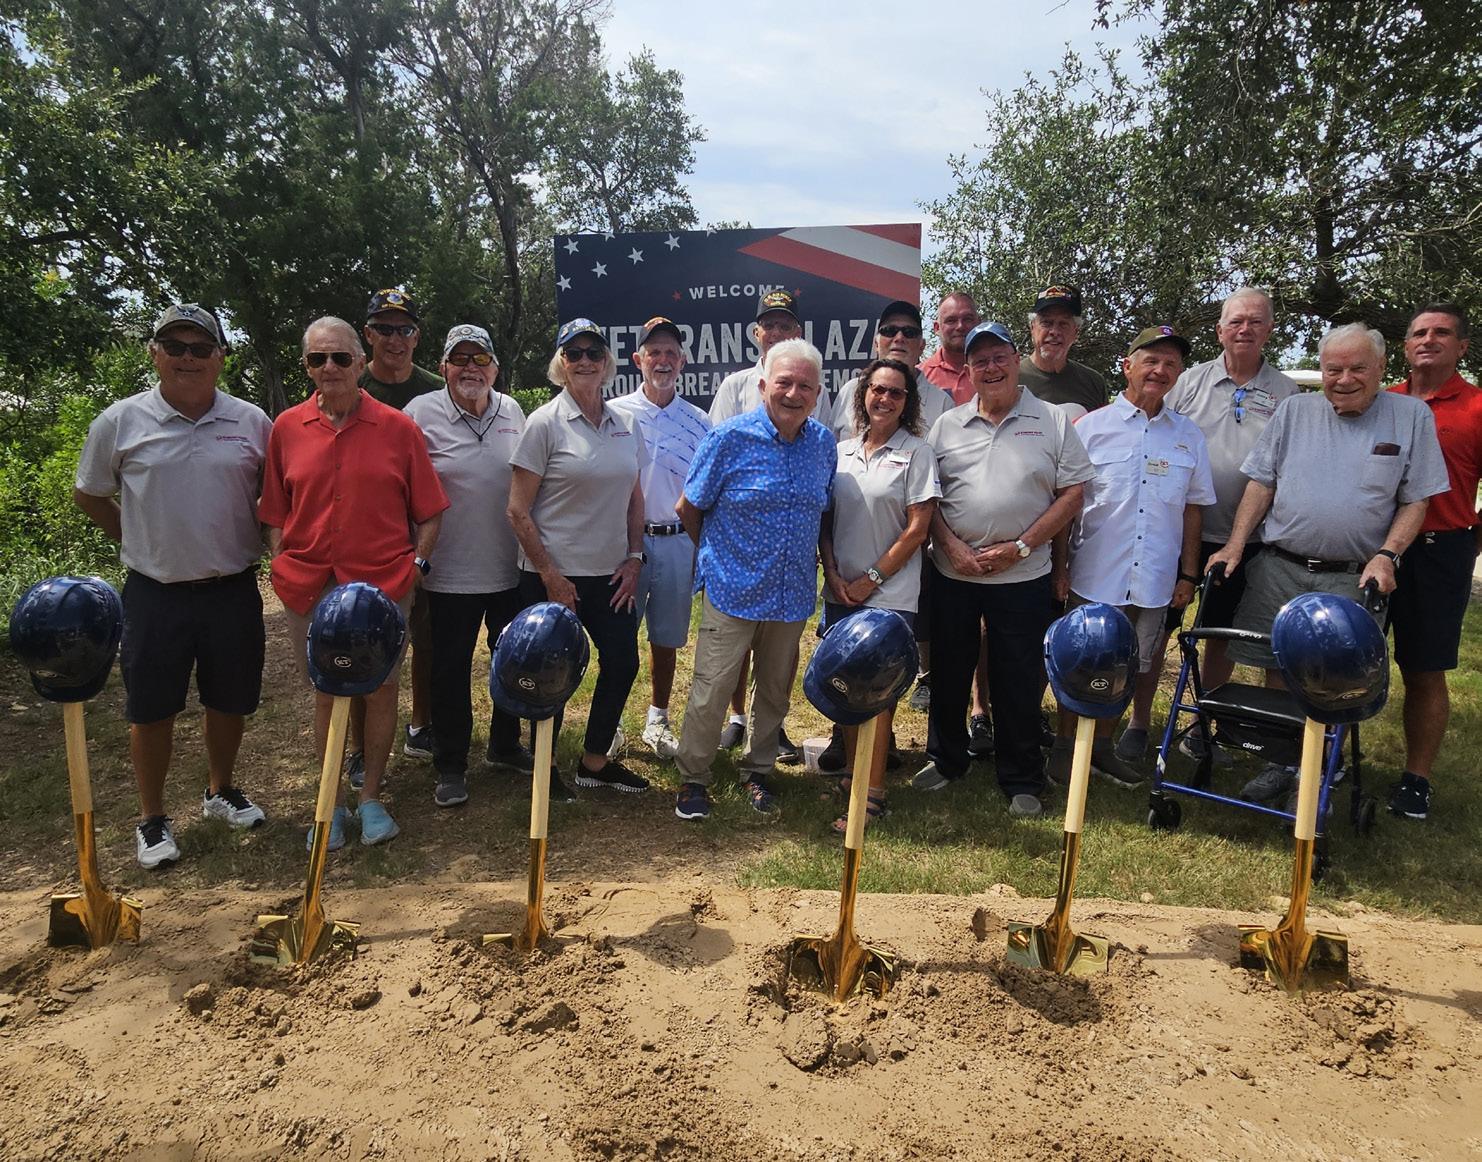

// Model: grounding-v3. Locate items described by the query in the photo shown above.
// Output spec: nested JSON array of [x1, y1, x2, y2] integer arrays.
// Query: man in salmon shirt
[[1385, 303, 1480, 822], [259, 315, 448, 848]]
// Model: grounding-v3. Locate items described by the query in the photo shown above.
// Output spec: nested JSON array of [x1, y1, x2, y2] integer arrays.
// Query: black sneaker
[[718, 719, 745, 751], [345, 749, 365, 790], [967, 714, 995, 758], [742, 778, 779, 814], [675, 782, 711, 820], [486, 742, 535, 773], [1388, 772, 1430, 820], [1038, 712, 1055, 750], [548, 767, 577, 804], [434, 773, 469, 808], [136, 815, 179, 869], [816, 727, 846, 774], [776, 728, 801, 764], [573, 759, 650, 794], [404, 724, 434, 759]]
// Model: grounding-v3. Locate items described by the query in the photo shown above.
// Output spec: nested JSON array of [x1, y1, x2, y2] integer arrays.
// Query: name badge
[[1147, 457, 1171, 476]]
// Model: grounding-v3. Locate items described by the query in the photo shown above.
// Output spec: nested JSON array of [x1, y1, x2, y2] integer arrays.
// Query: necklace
[[452, 390, 500, 442]]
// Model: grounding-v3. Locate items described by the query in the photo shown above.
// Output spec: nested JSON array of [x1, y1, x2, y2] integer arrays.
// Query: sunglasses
[[368, 322, 418, 337], [157, 339, 219, 358], [878, 325, 922, 339], [867, 384, 908, 400], [1232, 385, 1247, 424], [561, 345, 606, 363], [305, 351, 355, 368], [447, 351, 495, 367]]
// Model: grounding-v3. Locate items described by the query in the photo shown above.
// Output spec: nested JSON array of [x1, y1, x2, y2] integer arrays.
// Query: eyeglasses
[[561, 345, 606, 363], [1232, 385, 1247, 424], [305, 351, 354, 368], [968, 353, 1016, 370], [756, 318, 799, 335], [878, 325, 922, 339], [446, 352, 495, 367], [368, 323, 418, 338], [867, 384, 908, 400], [157, 339, 219, 358]]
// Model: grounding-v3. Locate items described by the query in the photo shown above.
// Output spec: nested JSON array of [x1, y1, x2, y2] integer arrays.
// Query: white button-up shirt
[[1069, 393, 1216, 608]]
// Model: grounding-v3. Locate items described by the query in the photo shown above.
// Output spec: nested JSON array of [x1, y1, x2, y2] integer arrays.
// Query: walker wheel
[[1148, 797, 1182, 831]]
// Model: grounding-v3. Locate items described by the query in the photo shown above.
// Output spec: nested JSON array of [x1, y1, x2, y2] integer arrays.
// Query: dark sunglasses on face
[[305, 351, 354, 368], [867, 383, 908, 400], [561, 345, 605, 363], [368, 322, 418, 338], [447, 352, 495, 367], [878, 324, 922, 339], [157, 339, 219, 358]]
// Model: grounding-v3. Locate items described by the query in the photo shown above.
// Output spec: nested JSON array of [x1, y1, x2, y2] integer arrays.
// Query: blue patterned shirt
[[684, 406, 835, 621]]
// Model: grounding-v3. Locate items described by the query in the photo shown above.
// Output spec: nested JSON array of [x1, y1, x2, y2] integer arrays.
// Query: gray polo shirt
[[1168, 356, 1299, 542], [404, 389, 526, 594], [831, 429, 941, 612], [510, 390, 648, 577], [829, 375, 953, 442], [928, 389, 1094, 585], [1242, 391, 1449, 561], [708, 361, 829, 424], [75, 385, 271, 583]]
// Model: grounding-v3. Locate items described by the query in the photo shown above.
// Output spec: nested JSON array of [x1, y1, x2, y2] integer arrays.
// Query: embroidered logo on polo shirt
[[497, 427, 520, 434], [215, 435, 250, 443], [1014, 429, 1046, 437]]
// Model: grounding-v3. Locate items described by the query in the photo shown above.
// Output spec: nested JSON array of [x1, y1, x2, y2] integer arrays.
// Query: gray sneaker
[[1114, 727, 1148, 762], [907, 678, 930, 713], [1240, 763, 1296, 804], [1008, 794, 1043, 819], [911, 761, 953, 792], [1178, 732, 1232, 766], [1091, 740, 1147, 788], [433, 773, 469, 808]]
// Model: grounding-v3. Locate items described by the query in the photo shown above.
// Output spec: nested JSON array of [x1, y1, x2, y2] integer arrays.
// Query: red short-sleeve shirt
[[259, 390, 450, 615], [1388, 372, 1482, 533]]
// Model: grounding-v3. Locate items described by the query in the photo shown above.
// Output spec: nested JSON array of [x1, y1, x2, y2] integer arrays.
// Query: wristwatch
[[865, 566, 887, 586], [413, 556, 431, 576], [627, 550, 646, 564], [1375, 549, 1400, 567], [1014, 539, 1032, 559]]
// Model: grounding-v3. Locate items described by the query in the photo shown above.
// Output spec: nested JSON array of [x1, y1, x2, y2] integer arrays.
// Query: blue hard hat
[[8, 575, 123, 703], [1271, 592, 1388, 724], [803, 607, 917, 726], [306, 583, 407, 697], [489, 602, 590, 721], [1044, 603, 1139, 720]]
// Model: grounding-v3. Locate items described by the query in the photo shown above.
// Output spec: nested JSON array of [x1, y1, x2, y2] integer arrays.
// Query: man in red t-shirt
[[260, 316, 448, 847], [1386, 302, 1479, 821], [918, 291, 980, 406]]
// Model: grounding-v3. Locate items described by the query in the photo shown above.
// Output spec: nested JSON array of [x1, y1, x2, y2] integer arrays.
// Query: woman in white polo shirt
[[817, 357, 941, 830], [507, 319, 649, 799]]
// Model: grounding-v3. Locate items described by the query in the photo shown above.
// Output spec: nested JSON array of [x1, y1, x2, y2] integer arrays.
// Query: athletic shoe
[[887, 731, 903, 772], [1178, 732, 1232, 766], [717, 719, 745, 751], [1045, 737, 1072, 788], [485, 742, 534, 773], [967, 714, 995, 758], [907, 678, 931, 713], [911, 761, 954, 792], [1388, 772, 1430, 820], [345, 750, 365, 790], [776, 728, 802, 764], [640, 718, 681, 760], [403, 724, 434, 759], [817, 727, 846, 774], [1240, 762, 1296, 804], [1091, 740, 1147, 788], [574, 760, 650, 793], [675, 782, 711, 821], [548, 768, 578, 804], [202, 786, 266, 828], [434, 773, 469, 808], [1114, 727, 1148, 762], [1038, 712, 1055, 750], [1008, 794, 1044, 819], [305, 805, 353, 853], [742, 778, 779, 814], [358, 800, 400, 845], [136, 815, 179, 869], [606, 723, 627, 760]]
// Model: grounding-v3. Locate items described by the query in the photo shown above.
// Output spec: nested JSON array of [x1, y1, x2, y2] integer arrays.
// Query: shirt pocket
[[1091, 449, 1141, 503], [1359, 449, 1404, 497], [1153, 448, 1198, 503]]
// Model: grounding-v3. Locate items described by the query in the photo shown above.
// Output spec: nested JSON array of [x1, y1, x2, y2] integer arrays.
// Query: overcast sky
[[601, 0, 1152, 251]]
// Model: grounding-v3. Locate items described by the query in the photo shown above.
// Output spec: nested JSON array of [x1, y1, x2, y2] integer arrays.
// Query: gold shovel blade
[[1005, 919, 1110, 977], [48, 891, 143, 949], [788, 933, 896, 1002], [1238, 924, 1349, 992], [249, 911, 360, 966]]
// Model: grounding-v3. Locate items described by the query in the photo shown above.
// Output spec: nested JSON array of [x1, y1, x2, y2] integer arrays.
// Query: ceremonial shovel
[[1238, 717, 1348, 991], [251, 695, 359, 964], [789, 713, 897, 1001], [484, 717, 559, 953], [49, 701, 143, 949], [1006, 714, 1109, 975]]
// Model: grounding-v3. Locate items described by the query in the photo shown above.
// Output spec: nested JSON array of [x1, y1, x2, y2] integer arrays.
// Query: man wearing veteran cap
[[914, 320, 1094, 819], [610, 317, 712, 759], [405, 324, 530, 808], [1053, 326, 1214, 786], [1019, 284, 1111, 416], [75, 303, 273, 869], [919, 291, 982, 405]]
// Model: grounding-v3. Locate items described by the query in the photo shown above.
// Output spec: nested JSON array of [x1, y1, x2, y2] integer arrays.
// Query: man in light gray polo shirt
[[74, 303, 272, 870]]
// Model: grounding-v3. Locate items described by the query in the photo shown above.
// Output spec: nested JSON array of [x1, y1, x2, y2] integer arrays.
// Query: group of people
[[71, 281, 1476, 868]]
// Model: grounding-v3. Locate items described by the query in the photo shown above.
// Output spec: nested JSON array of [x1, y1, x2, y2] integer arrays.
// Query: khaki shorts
[[1228, 550, 1371, 670], [1067, 592, 1169, 675], [284, 583, 415, 689]]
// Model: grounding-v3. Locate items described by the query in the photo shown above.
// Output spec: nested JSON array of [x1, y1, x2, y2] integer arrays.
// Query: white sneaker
[[136, 816, 180, 869], [641, 718, 681, 759], [606, 724, 627, 760], [202, 786, 266, 828]]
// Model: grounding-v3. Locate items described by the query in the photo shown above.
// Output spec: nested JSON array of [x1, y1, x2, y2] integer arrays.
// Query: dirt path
[[2, 880, 1479, 1160]]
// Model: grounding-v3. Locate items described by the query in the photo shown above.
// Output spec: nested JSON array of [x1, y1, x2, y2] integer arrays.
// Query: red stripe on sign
[[852, 223, 921, 248], [740, 237, 920, 303]]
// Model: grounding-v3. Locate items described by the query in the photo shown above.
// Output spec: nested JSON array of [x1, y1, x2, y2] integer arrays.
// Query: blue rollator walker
[[1148, 562, 1382, 878]]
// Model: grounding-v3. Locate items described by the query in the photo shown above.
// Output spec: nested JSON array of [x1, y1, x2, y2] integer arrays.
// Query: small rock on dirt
[[348, 988, 381, 1011], [521, 1001, 578, 1033], [779, 1012, 832, 1071], [184, 983, 215, 1016]]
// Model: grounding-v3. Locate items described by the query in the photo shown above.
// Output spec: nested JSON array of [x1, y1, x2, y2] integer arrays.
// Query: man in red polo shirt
[[918, 291, 980, 405], [1386, 303, 1479, 821], [260, 315, 448, 847]]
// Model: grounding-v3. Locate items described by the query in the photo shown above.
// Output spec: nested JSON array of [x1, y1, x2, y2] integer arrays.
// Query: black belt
[[1269, 545, 1361, 574], [132, 566, 257, 587], [644, 521, 684, 536]]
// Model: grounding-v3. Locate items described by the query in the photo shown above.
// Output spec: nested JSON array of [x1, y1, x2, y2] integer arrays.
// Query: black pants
[[518, 571, 639, 760], [927, 567, 1054, 796], [425, 587, 525, 776]]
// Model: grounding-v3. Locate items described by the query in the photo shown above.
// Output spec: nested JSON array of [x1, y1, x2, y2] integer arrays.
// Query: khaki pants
[[675, 593, 805, 786]]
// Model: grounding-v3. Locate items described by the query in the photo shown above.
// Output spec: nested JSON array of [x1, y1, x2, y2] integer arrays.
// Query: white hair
[[302, 315, 363, 355], [1027, 310, 1083, 328], [762, 337, 823, 380], [1318, 323, 1385, 363], [1219, 287, 1274, 324]]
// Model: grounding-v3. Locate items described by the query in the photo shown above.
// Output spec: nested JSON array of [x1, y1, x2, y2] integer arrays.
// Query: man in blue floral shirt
[[673, 339, 835, 819]]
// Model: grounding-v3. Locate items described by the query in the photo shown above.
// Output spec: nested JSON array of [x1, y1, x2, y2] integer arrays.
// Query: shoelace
[[213, 786, 253, 809], [139, 815, 173, 845]]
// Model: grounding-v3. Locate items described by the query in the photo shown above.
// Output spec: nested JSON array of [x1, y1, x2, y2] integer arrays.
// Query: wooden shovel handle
[[842, 716, 882, 852], [315, 697, 351, 824], [1292, 718, 1325, 843], [529, 718, 555, 841], [1062, 716, 1096, 835], [62, 702, 93, 816]]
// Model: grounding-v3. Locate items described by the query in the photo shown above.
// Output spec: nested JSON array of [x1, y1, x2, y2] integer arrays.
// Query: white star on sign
[[592, 262, 608, 277], [563, 239, 579, 254], [628, 248, 644, 265], [602, 229, 615, 241], [557, 276, 571, 291], [664, 234, 680, 250]]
